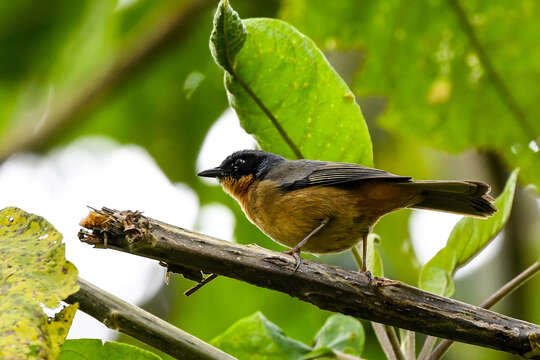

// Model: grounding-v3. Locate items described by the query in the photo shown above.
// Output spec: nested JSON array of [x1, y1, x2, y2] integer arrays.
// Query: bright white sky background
[[0, 108, 503, 340]]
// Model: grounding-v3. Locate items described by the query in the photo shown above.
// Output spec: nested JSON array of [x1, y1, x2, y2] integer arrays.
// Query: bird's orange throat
[[220, 174, 255, 209]]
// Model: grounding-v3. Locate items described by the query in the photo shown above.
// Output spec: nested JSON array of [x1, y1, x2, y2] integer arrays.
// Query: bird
[[198, 150, 496, 275]]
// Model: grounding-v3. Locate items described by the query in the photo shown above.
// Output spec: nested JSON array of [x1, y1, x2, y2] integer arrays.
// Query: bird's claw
[[283, 249, 302, 273], [364, 270, 373, 284]]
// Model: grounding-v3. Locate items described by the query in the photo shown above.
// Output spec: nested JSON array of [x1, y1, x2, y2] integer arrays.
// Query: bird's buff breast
[[240, 180, 378, 254]]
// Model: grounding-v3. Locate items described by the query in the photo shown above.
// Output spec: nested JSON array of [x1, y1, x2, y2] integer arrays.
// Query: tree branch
[[66, 278, 236, 360], [78, 207, 540, 358], [0, 0, 213, 163], [427, 261, 540, 360]]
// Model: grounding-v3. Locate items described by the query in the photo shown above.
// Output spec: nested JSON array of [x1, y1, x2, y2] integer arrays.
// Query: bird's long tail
[[402, 180, 497, 218]]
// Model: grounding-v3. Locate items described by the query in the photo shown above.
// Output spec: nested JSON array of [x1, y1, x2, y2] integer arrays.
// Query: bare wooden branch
[[66, 278, 236, 360], [427, 261, 540, 360], [78, 208, 540, 358]]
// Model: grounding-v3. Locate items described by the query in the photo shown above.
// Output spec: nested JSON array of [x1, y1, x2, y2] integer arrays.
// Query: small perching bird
[[198, 150, 496, 274]]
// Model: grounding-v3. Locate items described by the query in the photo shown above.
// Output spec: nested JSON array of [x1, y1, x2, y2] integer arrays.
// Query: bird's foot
[[360, 269, 373, 284], [283, 248, 302, 273]]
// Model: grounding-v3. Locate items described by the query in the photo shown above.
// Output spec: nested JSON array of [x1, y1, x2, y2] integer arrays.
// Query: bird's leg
[[285, 217, 330, 272]]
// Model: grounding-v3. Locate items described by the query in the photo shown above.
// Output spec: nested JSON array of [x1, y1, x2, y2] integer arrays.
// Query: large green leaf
[[419, 169, 519, 296], [211, 0, 373, 165], [57, 339, 162, 360], [0, 207, 79, 359], [281, 0, 540, 187], [211, 312, 312, 360]]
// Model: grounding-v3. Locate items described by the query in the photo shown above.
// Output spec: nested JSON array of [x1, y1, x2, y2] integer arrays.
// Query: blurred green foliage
[[0, 0, 539, 359]]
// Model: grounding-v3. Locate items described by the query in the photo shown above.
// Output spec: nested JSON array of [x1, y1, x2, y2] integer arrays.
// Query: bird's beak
[[197, 167, 226, 178]]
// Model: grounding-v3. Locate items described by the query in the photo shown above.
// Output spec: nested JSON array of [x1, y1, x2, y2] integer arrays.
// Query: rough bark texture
[[66, 278, 235, 360], [78, 208, 540, 358]]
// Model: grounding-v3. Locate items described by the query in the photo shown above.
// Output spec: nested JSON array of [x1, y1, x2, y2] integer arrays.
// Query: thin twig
[[372, 323, 398, 360], [0, 0, 214, 163], [184, 273, 219, 296], [401, 329, 416, 360], [427, 261, 540, 360], [66, 278, 236, 360], [447, 0, 536, 136], [417, 337, 438, 360], [385, 326, 406, 360]]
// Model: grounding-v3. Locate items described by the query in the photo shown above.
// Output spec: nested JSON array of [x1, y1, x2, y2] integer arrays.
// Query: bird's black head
[[198, 150, 285, 181]]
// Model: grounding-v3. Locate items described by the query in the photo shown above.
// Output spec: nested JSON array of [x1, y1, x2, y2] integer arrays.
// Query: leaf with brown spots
[[0, 207, 79, 359]]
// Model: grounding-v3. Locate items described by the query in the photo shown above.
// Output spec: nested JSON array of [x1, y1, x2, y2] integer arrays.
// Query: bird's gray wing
[[277, 161, 411, 191]]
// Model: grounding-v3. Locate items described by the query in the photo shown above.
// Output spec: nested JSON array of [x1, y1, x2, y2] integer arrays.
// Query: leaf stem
[[66, 278, 236, 360], [351, 245, 364, 270], [426, 261, 540, 360]]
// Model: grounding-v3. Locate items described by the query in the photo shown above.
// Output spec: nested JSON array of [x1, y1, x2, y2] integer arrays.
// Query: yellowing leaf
[[0, 207, 79, 359]]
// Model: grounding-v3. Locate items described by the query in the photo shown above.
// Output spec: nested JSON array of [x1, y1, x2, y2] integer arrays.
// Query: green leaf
[[58, 339, 162, 360], [419, 169, 519, 296], [0, 207, 79, 359], [211, 312, 312, 359], [213, 3, 372, 165], [210, 0, 247, 73], [313, 314, 365, 356]]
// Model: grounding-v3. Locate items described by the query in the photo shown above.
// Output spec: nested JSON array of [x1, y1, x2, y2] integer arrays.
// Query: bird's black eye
[[233, 158, 246, 171]]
